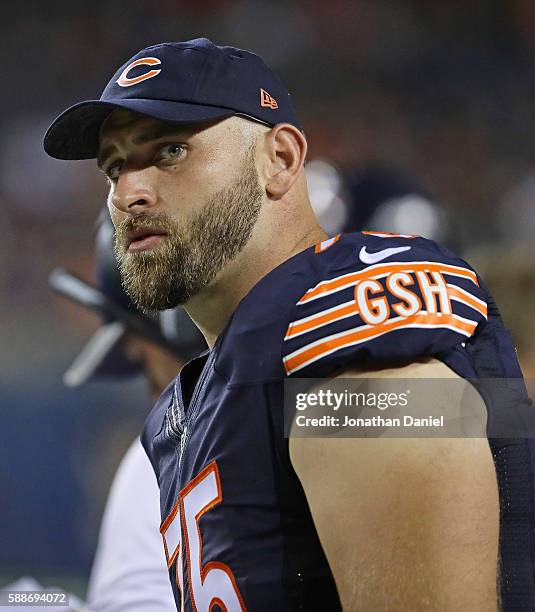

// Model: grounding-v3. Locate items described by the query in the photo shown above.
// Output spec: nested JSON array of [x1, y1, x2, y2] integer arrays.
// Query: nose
[[109, 167, 157, 215]]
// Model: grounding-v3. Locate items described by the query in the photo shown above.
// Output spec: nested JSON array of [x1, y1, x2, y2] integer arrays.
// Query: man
[[50, 212, 205, 611], [43, 38, 535, 610]]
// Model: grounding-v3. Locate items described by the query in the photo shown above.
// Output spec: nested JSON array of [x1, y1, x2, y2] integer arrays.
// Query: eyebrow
[[97, 145, 117, 171], [133, 122, 190, 144], [97, 122, 190, 170]]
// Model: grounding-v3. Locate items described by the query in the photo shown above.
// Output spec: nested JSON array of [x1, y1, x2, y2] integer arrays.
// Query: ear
[[263, 124, 307, 200]]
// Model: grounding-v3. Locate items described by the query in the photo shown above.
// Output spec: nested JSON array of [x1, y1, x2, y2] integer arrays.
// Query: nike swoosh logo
[[359, 245, 412, 264]]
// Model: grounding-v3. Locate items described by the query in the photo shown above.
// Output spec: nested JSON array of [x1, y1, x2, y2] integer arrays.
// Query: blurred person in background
[[468, 246, 535, 373], [306, 159, 454, 246], [468, 173, 535, 377], [50, 212, 206, 611]]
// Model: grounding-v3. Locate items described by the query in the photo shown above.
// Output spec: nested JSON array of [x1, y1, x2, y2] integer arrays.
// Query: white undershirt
[[86, 438, 176, 612]]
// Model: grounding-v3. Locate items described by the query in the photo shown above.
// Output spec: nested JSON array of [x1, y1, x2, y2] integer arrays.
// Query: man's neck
[[185, 225, 328, 347]]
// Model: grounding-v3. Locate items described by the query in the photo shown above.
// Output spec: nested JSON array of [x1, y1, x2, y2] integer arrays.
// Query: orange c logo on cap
[[117, 57, 162, 88]]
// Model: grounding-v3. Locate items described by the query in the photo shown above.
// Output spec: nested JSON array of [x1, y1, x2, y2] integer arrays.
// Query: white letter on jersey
[[416, 271, 452, 315], [355, 279, 390, 325], [387, 272, 422, 318]]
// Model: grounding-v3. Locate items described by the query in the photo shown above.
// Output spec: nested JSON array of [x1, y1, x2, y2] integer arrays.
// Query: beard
[[113, 148, 263, 312]]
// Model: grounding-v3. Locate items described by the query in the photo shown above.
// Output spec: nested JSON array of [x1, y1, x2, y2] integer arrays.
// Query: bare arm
[[289, 359, 499, 611]]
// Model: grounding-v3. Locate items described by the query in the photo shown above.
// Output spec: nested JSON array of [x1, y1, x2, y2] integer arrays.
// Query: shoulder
[[215, 240, 335, 383], [282, 231, 488, 377]]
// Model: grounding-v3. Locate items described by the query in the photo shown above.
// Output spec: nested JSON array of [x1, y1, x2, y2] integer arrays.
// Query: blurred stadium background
[[3, 0, 535, 597]]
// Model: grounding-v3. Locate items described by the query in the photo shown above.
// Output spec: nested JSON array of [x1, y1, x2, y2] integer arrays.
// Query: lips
[[126, 227, 168, 251]]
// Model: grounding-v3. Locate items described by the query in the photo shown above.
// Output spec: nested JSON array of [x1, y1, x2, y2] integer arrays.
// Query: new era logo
[[260, 88, 278, 109]]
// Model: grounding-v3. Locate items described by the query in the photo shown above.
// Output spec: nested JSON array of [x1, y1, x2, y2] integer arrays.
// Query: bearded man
[[44, 39, 535, 611]]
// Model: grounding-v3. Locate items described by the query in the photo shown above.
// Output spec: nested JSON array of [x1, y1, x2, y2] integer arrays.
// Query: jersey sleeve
[[282, 239, 488, 377]]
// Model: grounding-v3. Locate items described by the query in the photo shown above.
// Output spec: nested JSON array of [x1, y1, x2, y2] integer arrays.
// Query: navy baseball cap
[[44, 38, 302, 160]]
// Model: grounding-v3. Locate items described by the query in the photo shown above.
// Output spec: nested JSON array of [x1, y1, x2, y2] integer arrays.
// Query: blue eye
[[103, 161, 122, 181], [159, 144, 186, 161]]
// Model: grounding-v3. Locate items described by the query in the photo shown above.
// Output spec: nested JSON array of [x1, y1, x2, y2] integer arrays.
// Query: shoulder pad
[[283, 232, 487, 376]]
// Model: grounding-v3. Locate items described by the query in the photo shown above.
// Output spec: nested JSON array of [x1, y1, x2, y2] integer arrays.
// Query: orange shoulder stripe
[[299, 261, 479, 305], [447, 285, 488, 318], [285, 300, 359, 340], [287, 280, 485, 342], [314, 234, 341, 253], [283, 312, 477, 375]]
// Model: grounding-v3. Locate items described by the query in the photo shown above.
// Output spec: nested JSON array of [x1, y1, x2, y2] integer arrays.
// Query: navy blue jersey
[[142, 231, 535, 611]]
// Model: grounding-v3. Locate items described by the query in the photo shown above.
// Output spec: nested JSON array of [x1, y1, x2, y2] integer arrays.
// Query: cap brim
[[44, 99, 236, 160]]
